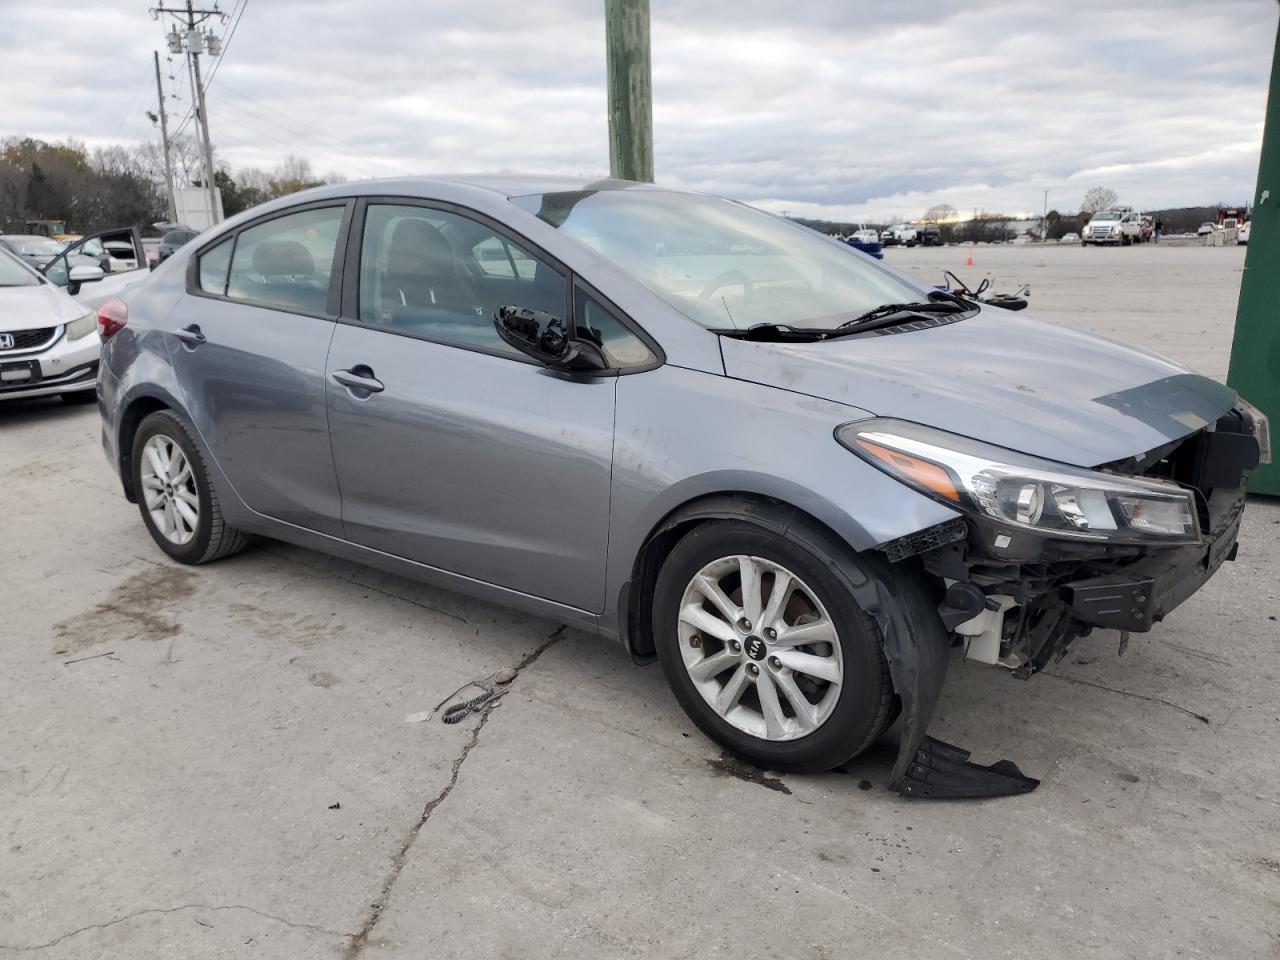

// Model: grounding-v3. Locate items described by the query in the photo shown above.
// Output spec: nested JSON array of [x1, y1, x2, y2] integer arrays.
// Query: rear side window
[[198, 238, 232, 295], [226, 206, 345, 315]]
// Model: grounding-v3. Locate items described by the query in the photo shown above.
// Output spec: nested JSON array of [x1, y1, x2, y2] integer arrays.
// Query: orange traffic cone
[[965, 253, 974, 267]]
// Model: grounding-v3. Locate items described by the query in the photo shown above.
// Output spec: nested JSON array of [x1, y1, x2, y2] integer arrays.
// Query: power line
[[112, 65, 156, 141], [211, 81, 408, 176], [203, 0, 246, 88]]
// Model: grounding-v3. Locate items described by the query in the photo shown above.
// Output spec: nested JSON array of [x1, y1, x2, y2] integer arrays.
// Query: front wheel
[[131, 410, 249, 564], [653, 520, 894, 773]]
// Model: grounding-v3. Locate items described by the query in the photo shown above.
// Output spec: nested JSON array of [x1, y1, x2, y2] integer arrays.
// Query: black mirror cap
[[493, 305, 607, 372]]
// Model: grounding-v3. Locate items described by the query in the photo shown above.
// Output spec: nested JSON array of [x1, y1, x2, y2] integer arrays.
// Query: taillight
[[97, 297, 128, 340]]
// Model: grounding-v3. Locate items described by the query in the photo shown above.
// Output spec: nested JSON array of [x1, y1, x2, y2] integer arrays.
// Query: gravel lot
[[3, 242, 1277, 959]]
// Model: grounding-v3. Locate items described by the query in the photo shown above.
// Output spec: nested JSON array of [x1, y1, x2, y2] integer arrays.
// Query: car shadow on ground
[[0, 395, 95, 426]]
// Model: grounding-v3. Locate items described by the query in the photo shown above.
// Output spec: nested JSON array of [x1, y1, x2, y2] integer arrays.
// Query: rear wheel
[[131, 410, 249, 564], [653, 520, 894, 772]]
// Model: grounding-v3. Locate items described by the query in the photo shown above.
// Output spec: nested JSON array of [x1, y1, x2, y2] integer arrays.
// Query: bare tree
[[923, 203, 957, 223], [1080, 186, 1119, 214]]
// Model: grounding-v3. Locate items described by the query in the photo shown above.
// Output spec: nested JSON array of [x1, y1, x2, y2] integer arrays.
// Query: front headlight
[[836, 419, 1200, 545], [65, 312, 97, 340]]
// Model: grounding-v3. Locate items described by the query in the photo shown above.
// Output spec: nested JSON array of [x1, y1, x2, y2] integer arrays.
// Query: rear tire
[[131, 410, 250, 565], [653, 519, 894, 773]]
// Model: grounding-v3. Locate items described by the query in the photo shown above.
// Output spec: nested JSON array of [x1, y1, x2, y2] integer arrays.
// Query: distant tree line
[[1, 135, 343, 235]]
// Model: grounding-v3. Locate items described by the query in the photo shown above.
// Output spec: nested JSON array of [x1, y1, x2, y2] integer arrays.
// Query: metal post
[[188, 1, 219, 223], [153, 50, 178, 224], [605, 0, 654, 182], [1227, 18, 1280, 495]]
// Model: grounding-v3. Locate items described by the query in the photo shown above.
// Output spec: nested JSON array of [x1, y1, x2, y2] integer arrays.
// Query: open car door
[[41, 226, 149, 309]]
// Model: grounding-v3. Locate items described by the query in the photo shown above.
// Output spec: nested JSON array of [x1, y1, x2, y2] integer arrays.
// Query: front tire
[[653, 520, 894, 773], [131, 410, 249, 564]]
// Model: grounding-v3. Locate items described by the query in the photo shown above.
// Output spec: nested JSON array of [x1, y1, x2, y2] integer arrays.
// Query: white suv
[[883, 223, 919, 246]]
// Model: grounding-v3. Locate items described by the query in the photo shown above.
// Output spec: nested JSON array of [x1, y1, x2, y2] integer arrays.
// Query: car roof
[[282, 174, 673, 205]]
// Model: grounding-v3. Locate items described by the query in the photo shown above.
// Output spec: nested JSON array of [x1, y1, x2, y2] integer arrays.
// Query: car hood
[[0, 283, 85, 331], [719, 308, 1237, 466]]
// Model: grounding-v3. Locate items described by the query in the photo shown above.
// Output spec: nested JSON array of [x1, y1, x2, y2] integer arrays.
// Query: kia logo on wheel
[[0, 333, 13, 350]]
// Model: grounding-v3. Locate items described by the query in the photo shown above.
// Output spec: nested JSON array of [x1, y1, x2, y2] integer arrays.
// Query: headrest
[[387, 218, 453, 272], [253, 239, 314, 277]]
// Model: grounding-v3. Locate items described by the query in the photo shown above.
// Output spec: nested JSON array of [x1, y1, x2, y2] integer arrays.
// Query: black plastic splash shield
[[893, 736, 1040, 799]]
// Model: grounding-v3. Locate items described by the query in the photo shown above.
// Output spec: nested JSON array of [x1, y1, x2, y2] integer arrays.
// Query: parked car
[[95, 177, 1268, 798], [1082, 209, 1143, 245], [1060, 232, 1080, 243], [0, 235, 102, 273], [917, 223, 942, 246], [153, 227, 198, 269], [1197, 221, 1217, 236], [850, 224, 879, 244], [881, 223, 919, 247], [0, 247, 104, 403], [1237, 221, 1250, 245]]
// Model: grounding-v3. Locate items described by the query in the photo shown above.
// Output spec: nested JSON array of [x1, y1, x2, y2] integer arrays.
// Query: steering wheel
[[699, 270, 755, 301]]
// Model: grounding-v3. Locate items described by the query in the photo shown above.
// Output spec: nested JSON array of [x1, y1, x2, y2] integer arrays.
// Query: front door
[[325, 201, 615, 612], [167, 203, 349, 536]]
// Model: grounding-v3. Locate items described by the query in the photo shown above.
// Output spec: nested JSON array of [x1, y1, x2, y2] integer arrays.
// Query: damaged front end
[[842, 403, 1267, 799]]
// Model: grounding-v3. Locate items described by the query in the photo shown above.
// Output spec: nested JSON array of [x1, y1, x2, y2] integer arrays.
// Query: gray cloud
[[1, 0, 1275, 218]]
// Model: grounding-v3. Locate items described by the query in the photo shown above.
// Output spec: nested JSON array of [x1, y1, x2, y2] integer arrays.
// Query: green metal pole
[[605, 0, 654, 182], [1227, 17, 1280, 495]]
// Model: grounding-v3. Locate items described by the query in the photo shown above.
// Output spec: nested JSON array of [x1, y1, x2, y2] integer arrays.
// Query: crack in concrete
[[0, 903, 355, 953], [342, 625, 566, 959], [1042, 671, 1211, 724]]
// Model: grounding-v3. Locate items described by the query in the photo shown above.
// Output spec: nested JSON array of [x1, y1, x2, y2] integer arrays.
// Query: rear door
[[324, 199, 619, 612], [165, 202, 351, 535]]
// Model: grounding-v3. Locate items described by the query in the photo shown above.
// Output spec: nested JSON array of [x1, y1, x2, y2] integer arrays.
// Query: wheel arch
[[617, 491, 859, 662], [116, 393, 178, 502]]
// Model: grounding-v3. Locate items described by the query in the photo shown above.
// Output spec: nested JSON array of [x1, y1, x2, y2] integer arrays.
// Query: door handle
[[173, 324, 206, 347], [332, 365, 385, 395]]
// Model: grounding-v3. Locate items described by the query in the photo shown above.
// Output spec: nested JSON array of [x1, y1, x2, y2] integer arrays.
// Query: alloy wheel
[[139, 434, 200, 546], [677, 554, 844, 741]]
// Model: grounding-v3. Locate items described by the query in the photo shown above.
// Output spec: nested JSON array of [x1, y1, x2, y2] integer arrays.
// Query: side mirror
[[493, 305, 606, 371], [69, 264, 105, 284]]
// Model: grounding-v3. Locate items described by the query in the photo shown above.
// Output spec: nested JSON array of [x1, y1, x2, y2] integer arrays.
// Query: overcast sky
[[2, 0, 1276, 220]]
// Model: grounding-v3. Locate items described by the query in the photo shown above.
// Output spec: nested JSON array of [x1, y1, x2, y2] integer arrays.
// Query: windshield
[[511, 189, 922, 331], [0, 251, 40, 286], [1092, 211, 1121, 221]]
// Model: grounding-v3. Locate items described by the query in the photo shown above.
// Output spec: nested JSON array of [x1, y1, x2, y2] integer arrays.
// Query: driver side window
[[357, 203, 567, 358]]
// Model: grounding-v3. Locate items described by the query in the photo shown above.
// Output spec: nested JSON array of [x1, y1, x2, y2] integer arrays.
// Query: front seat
[[381, 218, 480, 319]]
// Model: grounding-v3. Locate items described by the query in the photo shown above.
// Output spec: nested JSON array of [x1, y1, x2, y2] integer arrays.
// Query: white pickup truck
[[1082, 208, 1143, 246]]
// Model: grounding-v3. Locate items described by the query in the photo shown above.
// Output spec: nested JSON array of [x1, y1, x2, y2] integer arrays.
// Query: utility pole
[[1227, 15, 1280, 496], [152, 50, 177, 224], [151, 1, 226, 225], [605, 0, 654, 182], [1042, 189, 1049, 242]]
